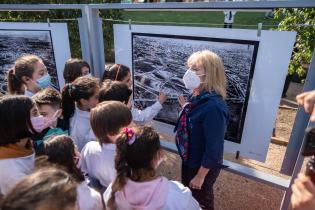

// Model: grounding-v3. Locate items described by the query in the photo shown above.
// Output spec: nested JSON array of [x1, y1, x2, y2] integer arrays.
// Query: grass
[[103, 10, 281, 58], [121, 11, 280, 29]]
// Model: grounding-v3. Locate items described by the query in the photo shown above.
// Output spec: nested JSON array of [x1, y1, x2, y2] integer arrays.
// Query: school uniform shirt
[[0, 153, 35, 196], [77, 181, 103, 210], [80, 141, 116, 188], [132, 101, 162, 123], [103, 176, 201, 210], [70, 107, 97, 151], [24, 90, 34, 97]]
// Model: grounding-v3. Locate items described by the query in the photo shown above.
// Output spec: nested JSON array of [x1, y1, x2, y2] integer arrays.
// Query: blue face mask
[[37, 73, 51, 89]]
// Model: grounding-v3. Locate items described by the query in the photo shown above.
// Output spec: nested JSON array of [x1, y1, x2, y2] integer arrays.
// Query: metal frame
[[281, 51, 315, 175], [0, 2, 315, 209]]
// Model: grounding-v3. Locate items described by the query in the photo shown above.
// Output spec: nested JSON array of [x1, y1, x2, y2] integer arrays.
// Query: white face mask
[[182, 69, 203, 90]]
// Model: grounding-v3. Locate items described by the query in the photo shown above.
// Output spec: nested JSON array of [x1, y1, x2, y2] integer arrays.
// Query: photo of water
[[0, 30, 59, 94], [132, 33, 259, 143]]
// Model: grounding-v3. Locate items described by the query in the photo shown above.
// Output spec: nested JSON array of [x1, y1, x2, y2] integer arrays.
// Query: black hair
[[63, 58, 91, 83], [0, 95, 37, 146], [61, 76, 99, 125], [43, 135, 85, 182], [102, 64, 130, 82], [99, 80, 132, 104]]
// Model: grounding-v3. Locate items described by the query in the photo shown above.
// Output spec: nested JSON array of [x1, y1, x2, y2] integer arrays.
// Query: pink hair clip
[[123, 127, 136, 145]]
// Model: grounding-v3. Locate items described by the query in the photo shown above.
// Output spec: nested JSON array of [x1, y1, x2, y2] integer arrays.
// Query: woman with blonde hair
[[175, 50, 230, 210]]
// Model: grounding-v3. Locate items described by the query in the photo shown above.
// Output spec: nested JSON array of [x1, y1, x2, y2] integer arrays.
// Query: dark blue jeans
[[182, 164, 220, 210]]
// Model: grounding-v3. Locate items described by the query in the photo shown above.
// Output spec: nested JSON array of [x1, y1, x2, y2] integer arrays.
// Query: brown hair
[[7, 54, 42, 94], [90, 101, 132, 144], [187, 50, 227, 99], [32, 87, 62, 109], [61, 76, 99, 125], [102, 64, 130, 82], [0, 167, 77, 210], [99, 80, 132, 104], [43, 135, 85, 182], [63, 58, 90, 83], [108, 126, 161, 209]]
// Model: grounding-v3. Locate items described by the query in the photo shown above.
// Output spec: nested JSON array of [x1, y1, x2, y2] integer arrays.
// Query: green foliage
[[0, 0, 121, 59], [274, 8, 315, 77]]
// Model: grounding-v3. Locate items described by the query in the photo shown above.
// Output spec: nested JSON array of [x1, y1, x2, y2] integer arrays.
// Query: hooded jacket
[[103, 176, 201, 210]]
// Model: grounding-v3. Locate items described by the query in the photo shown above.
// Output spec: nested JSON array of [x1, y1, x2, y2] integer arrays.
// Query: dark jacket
[[175, 91, 229, 169]]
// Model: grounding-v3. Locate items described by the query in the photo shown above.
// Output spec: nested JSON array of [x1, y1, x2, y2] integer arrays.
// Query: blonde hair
[[187, 50, 227, 99]]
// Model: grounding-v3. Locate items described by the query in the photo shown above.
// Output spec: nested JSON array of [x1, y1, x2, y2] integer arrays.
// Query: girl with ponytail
[[61, 76, 100, 151], [103, 126, 201, 210], [7, 54, 51, 96]]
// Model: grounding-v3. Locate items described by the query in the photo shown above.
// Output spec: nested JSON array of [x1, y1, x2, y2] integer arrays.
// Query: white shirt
[[132, 101, 162, 123], [70, 107, 96, 151], [80, 141, 116, 188], [0, 154, 35, 196], [24, 90, 34, 97], [77, 181, 103, 210], [223, 11, 236, 23], [103, 179, 201, 210]]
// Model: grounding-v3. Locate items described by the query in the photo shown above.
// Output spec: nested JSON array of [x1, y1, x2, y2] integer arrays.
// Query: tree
[[0, 0, 121, 60], [275, 8, 315, 79]]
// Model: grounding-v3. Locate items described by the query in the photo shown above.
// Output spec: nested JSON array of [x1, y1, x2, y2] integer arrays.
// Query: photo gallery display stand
[[114, 24, 296, 162], [0, 22, 71, 91]]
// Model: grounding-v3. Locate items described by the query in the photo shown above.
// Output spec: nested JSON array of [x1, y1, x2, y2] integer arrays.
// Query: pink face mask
[[30, 110, 62, 133], [30, 115, 48, 133]]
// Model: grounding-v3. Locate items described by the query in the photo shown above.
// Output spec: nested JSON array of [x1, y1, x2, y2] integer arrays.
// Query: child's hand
[[178, 95, 187, 107], [158, 92, 167, 105]]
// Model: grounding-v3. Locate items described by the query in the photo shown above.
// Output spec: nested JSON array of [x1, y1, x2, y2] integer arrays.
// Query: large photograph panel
[[132, 33, 259, 143], [0, 30, 59, 93]]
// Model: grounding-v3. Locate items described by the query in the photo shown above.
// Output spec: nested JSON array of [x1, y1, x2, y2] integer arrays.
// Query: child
[[103, 126, 201, 210], [63, 58, 91, 83], [80, 101, 132, 189], [43, 135, 103, 210], [7, 54, 52, 97], [1, 167, 77, 210], [0, 95, 41, 195], [102, 64, 167, 123], [99, 80, 132, 108], [32, 88, 68, 155], [62, 76, 100, 151]]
